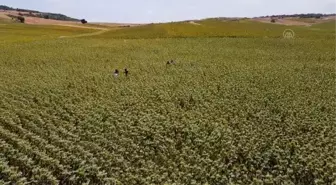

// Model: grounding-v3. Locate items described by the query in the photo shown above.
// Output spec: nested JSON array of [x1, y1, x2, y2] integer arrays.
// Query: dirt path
[[253, 18, 312, 26], [189, 21, 201, 26], [56, 24, 109, 30], [59, 28, 110, 39]]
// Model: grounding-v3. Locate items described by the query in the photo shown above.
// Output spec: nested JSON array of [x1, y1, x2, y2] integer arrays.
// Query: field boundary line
[[59, 28, 110, 39]]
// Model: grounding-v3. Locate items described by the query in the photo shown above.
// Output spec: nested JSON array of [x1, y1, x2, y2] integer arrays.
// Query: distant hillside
[[90, 18, 335, 40], [0, 5, 79, 21], [258, 13, 336, 19]]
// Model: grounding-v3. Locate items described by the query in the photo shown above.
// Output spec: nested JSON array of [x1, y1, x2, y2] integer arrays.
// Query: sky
[[1, 0, 336, 23]]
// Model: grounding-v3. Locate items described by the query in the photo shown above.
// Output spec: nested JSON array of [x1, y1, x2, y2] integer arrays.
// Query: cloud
[[147, 10, 153, 15], [45, 0, 64, 3]]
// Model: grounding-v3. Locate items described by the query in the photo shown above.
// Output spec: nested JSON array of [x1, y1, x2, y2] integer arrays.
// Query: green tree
[[17, 16, 25, 23]]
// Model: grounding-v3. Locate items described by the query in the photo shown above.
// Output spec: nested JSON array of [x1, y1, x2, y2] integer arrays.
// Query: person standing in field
[[167, 60, 175, 65], [114, 69, 119, 77], [124, 69, 129, 77]]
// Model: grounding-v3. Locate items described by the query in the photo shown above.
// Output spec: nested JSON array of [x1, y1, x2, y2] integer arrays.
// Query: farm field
[[91, 19, 336, 39], [0, 22, 97, 43], [0, 19, 335, 185]]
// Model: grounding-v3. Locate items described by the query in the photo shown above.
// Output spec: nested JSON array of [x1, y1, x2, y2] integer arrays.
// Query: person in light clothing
[[113, 69, 119, 77]]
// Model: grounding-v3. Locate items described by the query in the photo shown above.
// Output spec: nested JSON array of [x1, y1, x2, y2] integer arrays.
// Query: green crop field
[[311, 21, 336, 31], [91, 19, 335, 39], [0, 19, 335, 185], [0, 22, 97, 43]]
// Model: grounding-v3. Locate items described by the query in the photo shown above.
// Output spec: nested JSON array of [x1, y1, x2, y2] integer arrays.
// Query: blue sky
[[2, 0, 335, 23]]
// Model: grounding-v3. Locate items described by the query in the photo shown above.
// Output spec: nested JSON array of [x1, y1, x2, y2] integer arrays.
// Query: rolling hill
[[0, 5, 335, 184], [0, 5, 79, 21], [88, 18, 336, 39]]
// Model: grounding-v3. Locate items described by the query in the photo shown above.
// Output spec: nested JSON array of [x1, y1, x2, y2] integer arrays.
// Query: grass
[[311, 20, 336, 30], [0, 22, 96, 43], [90, 19, 335, 39], [0, 20, 335, 185]]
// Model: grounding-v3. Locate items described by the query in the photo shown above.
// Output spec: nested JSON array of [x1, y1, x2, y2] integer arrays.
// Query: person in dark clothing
[[124, 68, 129, 77]]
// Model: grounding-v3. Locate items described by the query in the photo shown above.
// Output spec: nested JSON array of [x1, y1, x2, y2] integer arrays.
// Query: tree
[[271, 18, 276, 23], [17, 16, 25, 23], [81, 19, 88, 24]]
